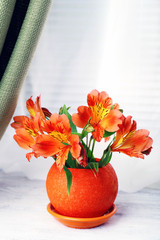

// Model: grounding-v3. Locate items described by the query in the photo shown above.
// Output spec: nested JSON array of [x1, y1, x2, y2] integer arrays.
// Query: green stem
[[88, 135, 93, 153], [101, 150, 106, 162], [86, 134, 88, 148], [101, 146, 110, 162], [91, 138, 96, 156]]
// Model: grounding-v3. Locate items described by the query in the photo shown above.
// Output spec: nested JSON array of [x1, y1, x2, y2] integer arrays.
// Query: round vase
[[46, 162, 118, 218]]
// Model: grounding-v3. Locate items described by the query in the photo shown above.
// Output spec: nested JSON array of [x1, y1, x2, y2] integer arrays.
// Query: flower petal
[[32, 135, 63, 157], [77, 142, 88, 167], [26, 96, 45, 119], [56, 146, 70, 171], [45, 113, 71, 136], [14, 129, 35, 150], [11, 116, 29, 129], [113, 147, 145, 159], [69, 134, 81, 159], [72, 106, 91, 128], [26, 152, 34, 162], [101, 109, 122, 132], [111, 125, 153, 159], [123, 129, 153, 153], [87, 89, 110, 107], [26, 97, 36, 117], [92, 125, 104, 142]]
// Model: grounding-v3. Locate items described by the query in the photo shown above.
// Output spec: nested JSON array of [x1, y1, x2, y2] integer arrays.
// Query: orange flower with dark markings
[[26, 96, 46, 119], [13, 128, 35, 150], [11, 96, 48, 131], [11, 113, 45, 161], [32, 113, 81, 170], [11, 116, 29, 129], [110, 115, 153, 158], [11, 96, 49, 161], [72, 89, 122, 142]]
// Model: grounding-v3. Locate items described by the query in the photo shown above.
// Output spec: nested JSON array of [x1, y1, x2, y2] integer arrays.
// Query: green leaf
[[85, 162, 99, 174], [71, 132, 81, 137], [81, 140, 95, 162], [65, 151, 76, 168], [60, 105, 77, 133], [99, 147, 112, 167], [63, 166, 72, 195], [103, 151, 112, 166], [81, 130, 88, 140], [103, 130, 115, 138]]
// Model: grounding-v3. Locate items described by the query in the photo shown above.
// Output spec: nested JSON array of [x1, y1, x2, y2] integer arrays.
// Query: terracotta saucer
[[47, 203, 117, 229]]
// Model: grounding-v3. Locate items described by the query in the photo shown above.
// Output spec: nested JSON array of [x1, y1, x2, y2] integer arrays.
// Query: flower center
[[49, 131, 69, 143], [115, 130, 136, 149], [28, 109, 36, 117], [90, 103, 110, 123], [26, 128, 36, 137]]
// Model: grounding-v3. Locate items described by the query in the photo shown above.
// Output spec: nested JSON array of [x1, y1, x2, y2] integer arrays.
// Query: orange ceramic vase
[[46, 162, 118, 218]]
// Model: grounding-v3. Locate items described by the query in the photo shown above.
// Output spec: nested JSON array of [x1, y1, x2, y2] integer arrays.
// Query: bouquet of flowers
[[11, 89, 153, 193]]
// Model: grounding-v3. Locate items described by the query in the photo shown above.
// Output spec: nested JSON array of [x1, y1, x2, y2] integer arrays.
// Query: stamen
[[49, 131, 68, 143]]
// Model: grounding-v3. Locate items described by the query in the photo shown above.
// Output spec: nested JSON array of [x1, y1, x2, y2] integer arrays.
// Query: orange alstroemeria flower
[[11, 96, 48, 131], [11, 116, 29, 129], [32, 113, 82, 170], [110, 116, 153, 158], [13, 128, 35, 150], [26, 95, 51, 120], [11, 113, 44, 135], [11, 112, 45, 161], [72, 89, 122, 142]]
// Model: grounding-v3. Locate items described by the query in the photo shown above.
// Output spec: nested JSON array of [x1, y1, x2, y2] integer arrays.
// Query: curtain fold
[[0, 0, 16, 54], [0, 0, 52, 139], [0, 0, 31, 80]]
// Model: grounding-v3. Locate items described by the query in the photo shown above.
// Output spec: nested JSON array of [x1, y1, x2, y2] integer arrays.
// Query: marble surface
[[0, 170, 160, 240]]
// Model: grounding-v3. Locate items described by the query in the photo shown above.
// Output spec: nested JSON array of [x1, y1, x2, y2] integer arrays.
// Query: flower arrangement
[[11, 89, 153, 194]]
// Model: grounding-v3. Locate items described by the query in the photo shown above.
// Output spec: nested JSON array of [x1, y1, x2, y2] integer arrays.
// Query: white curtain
[[1, 0, 160, 192]]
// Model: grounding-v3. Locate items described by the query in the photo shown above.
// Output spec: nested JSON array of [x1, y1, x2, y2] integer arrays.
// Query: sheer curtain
[[1, 0, 160, 191], [97, 0, 160, 191]]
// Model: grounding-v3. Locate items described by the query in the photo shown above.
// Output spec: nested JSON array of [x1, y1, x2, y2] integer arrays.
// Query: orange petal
[[87, 89, 111, 107], [26, 97, 36, 117], [32, 135, 63, 157], [56, 146, 70, 171], [87, 90, 99, 106], [122, 130, 148, 149], [111, 115, 136, 149], [113, 147, 145, 159], [26, 152, 34, 162], [35, 96, 46, 119], [46, 113, 71, 136], [58, 114, 71, 134], [69, 134, 81, 159], [122, 116, 137, 136], [26, 96, 45, 119], [104, 136, 110, 142], [124, 129, 153, 153], [14, 129, 35, 150], [101, 109, 122, 132], [92, 125, 104, 142], [111, 129, 153, 158], [72, 106, 91, 128], [112, 103, 119, 109], [77, 142, 88, 167], [11, 116, 29, 129]]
